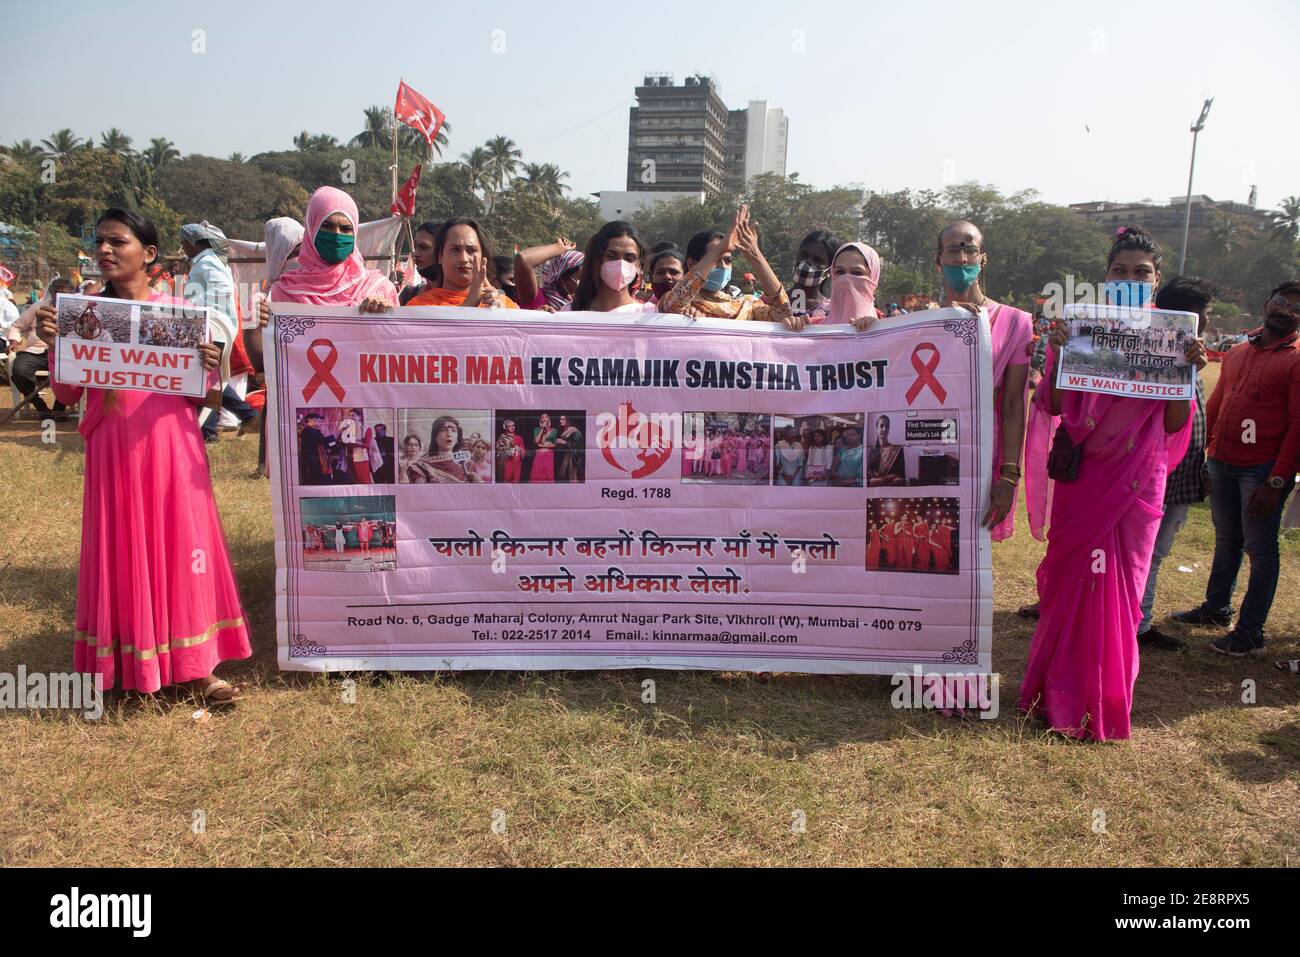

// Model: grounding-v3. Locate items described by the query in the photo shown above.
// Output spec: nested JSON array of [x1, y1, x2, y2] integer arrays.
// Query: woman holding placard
[[35, 208, 251, 705], [1018, 225, 1205, 740]]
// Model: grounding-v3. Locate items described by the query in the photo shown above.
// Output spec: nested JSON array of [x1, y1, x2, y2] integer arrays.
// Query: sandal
[[192, 676, 242, 705], [1274, 659, 1300, 674]]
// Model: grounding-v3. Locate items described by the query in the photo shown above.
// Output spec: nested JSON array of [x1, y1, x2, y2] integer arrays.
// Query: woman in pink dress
[[39, 208, 251, 703], [1019, 226, 1204, 740], [935, 221, 1033, 539], [530, 413, 557, 482]]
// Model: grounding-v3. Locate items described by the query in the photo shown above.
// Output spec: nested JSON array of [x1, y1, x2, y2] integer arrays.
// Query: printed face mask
[[793, 259, 829, 288], [941, 263, 981, 293], [314, 229, 355, 264], [600, 259, 639, 292], [1104, 280, 1153, 308], [704, 266, 731, 292]]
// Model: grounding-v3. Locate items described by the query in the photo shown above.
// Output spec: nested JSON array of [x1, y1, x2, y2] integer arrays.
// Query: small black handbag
[[1047, 425, 1082, 482]]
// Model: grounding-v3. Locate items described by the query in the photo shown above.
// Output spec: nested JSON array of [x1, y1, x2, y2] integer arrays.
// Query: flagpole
[[391, 96, 400, 272]]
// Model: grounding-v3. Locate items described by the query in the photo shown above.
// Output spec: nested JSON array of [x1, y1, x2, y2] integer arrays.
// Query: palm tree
[[143, 137, 180, 172], [309, 134, 339, 150], [397, 119, 452, 160], [519, 162, 569, 207], [1204, 211, 1245, 256], [7, 140, 43, 162], [228, 152, 246, 165], [484, 136, 522, 197], [459, 147, 492, 201], [40, 129, 85, 159], [349, 106, 393, 150], [99, 128, 133, 154], [293, 131, 312, 151], [1268, 196, 1300, 241]]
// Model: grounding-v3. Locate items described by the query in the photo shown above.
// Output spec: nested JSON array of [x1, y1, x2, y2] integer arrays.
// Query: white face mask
[[600, 259, 639, 292]]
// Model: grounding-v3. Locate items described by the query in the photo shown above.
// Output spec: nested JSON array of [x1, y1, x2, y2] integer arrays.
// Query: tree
[[1268, 196, 1300, 241], [519, 162, 570, 208], [43, 148, 152, 233], [157, 154, 310, 240], [459, 147, 492, 202], [484, 136, 522, 210], [293, 131, 312, 151], [143, 138, 180, 174], [349, 106, 393, 151], [309, 134, 339, 150], [99, 128, 133, 155], [41, 129, 86, 159], [397, 119, 452, 161], [6, 140, 44, 165], [0, 156, 42, 224], [228, 152, 246, 165]]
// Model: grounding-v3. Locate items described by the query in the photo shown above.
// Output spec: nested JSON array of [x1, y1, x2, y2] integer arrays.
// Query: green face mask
[[314, 229, 355, 264]]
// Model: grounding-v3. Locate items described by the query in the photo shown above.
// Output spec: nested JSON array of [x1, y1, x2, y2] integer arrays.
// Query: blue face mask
[[704, 266, 731, 292], [1104, 280, 1153, 308], [941, 263, 981, 292]]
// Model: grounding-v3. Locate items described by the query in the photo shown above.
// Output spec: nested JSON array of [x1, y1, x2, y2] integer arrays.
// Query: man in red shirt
[[1172, 281, 1300, 655]]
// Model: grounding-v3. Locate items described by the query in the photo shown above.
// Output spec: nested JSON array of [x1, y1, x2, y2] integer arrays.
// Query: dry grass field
[[1, 366, 1297, 867]]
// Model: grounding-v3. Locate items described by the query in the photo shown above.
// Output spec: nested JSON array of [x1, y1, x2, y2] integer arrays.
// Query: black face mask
[[652, 280, 676, 299], [417, 263, 440, 282]]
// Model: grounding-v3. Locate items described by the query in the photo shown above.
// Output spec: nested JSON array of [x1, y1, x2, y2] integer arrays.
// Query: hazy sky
[[2, 0, 1295, 212]]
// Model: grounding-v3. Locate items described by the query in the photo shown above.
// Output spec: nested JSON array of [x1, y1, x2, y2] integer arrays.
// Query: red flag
[[390, 164, 423, 218], [394, 80, 445, 146]]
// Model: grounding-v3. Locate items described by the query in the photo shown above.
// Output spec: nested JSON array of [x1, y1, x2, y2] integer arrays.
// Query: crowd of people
[[683, 426, 770, 481], [3, 181, 1297, 738], [773, 421, 864, 487]]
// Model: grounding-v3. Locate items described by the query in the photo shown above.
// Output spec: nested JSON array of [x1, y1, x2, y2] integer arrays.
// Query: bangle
[[999, 463, 1022, 478], [996, 476, 1017, 487]]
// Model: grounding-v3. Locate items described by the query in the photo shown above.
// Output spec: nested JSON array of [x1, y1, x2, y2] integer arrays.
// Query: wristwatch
[[1268, 475, 1286, 489]]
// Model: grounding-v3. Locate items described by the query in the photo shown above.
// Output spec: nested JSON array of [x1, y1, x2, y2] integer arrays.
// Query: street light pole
[[1179, 98, 1213, 275]]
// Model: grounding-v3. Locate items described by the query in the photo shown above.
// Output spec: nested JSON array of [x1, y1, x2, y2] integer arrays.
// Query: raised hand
[[34, 304, 58, 348]]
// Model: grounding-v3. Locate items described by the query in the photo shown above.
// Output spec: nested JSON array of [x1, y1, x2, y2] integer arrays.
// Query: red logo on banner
[[302, 338, 345, 403], [905, 342, 947, 405], [394, 80, 445, 146], [599, 402, 673, 479]]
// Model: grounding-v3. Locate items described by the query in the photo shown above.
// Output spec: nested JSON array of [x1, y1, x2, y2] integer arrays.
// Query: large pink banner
[[266, 305, 993, 674]]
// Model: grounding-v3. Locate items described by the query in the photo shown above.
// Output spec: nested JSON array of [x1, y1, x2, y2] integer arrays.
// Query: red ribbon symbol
[[905, 342, 947, 405], [302, 338, 345, 403]]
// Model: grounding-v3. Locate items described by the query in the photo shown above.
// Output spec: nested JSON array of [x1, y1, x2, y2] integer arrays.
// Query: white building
[[594, 190, 707, 222], [742, 100, 789, 182]]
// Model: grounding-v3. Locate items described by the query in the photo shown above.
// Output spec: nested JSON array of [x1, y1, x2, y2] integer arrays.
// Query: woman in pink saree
[[1019, 226, 1203, 740], [39, 208, 251, 702]]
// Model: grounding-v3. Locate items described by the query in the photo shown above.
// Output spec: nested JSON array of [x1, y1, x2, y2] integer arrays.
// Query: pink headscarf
[[269, 187, 396, 306], [824, 242, 881, 325]]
